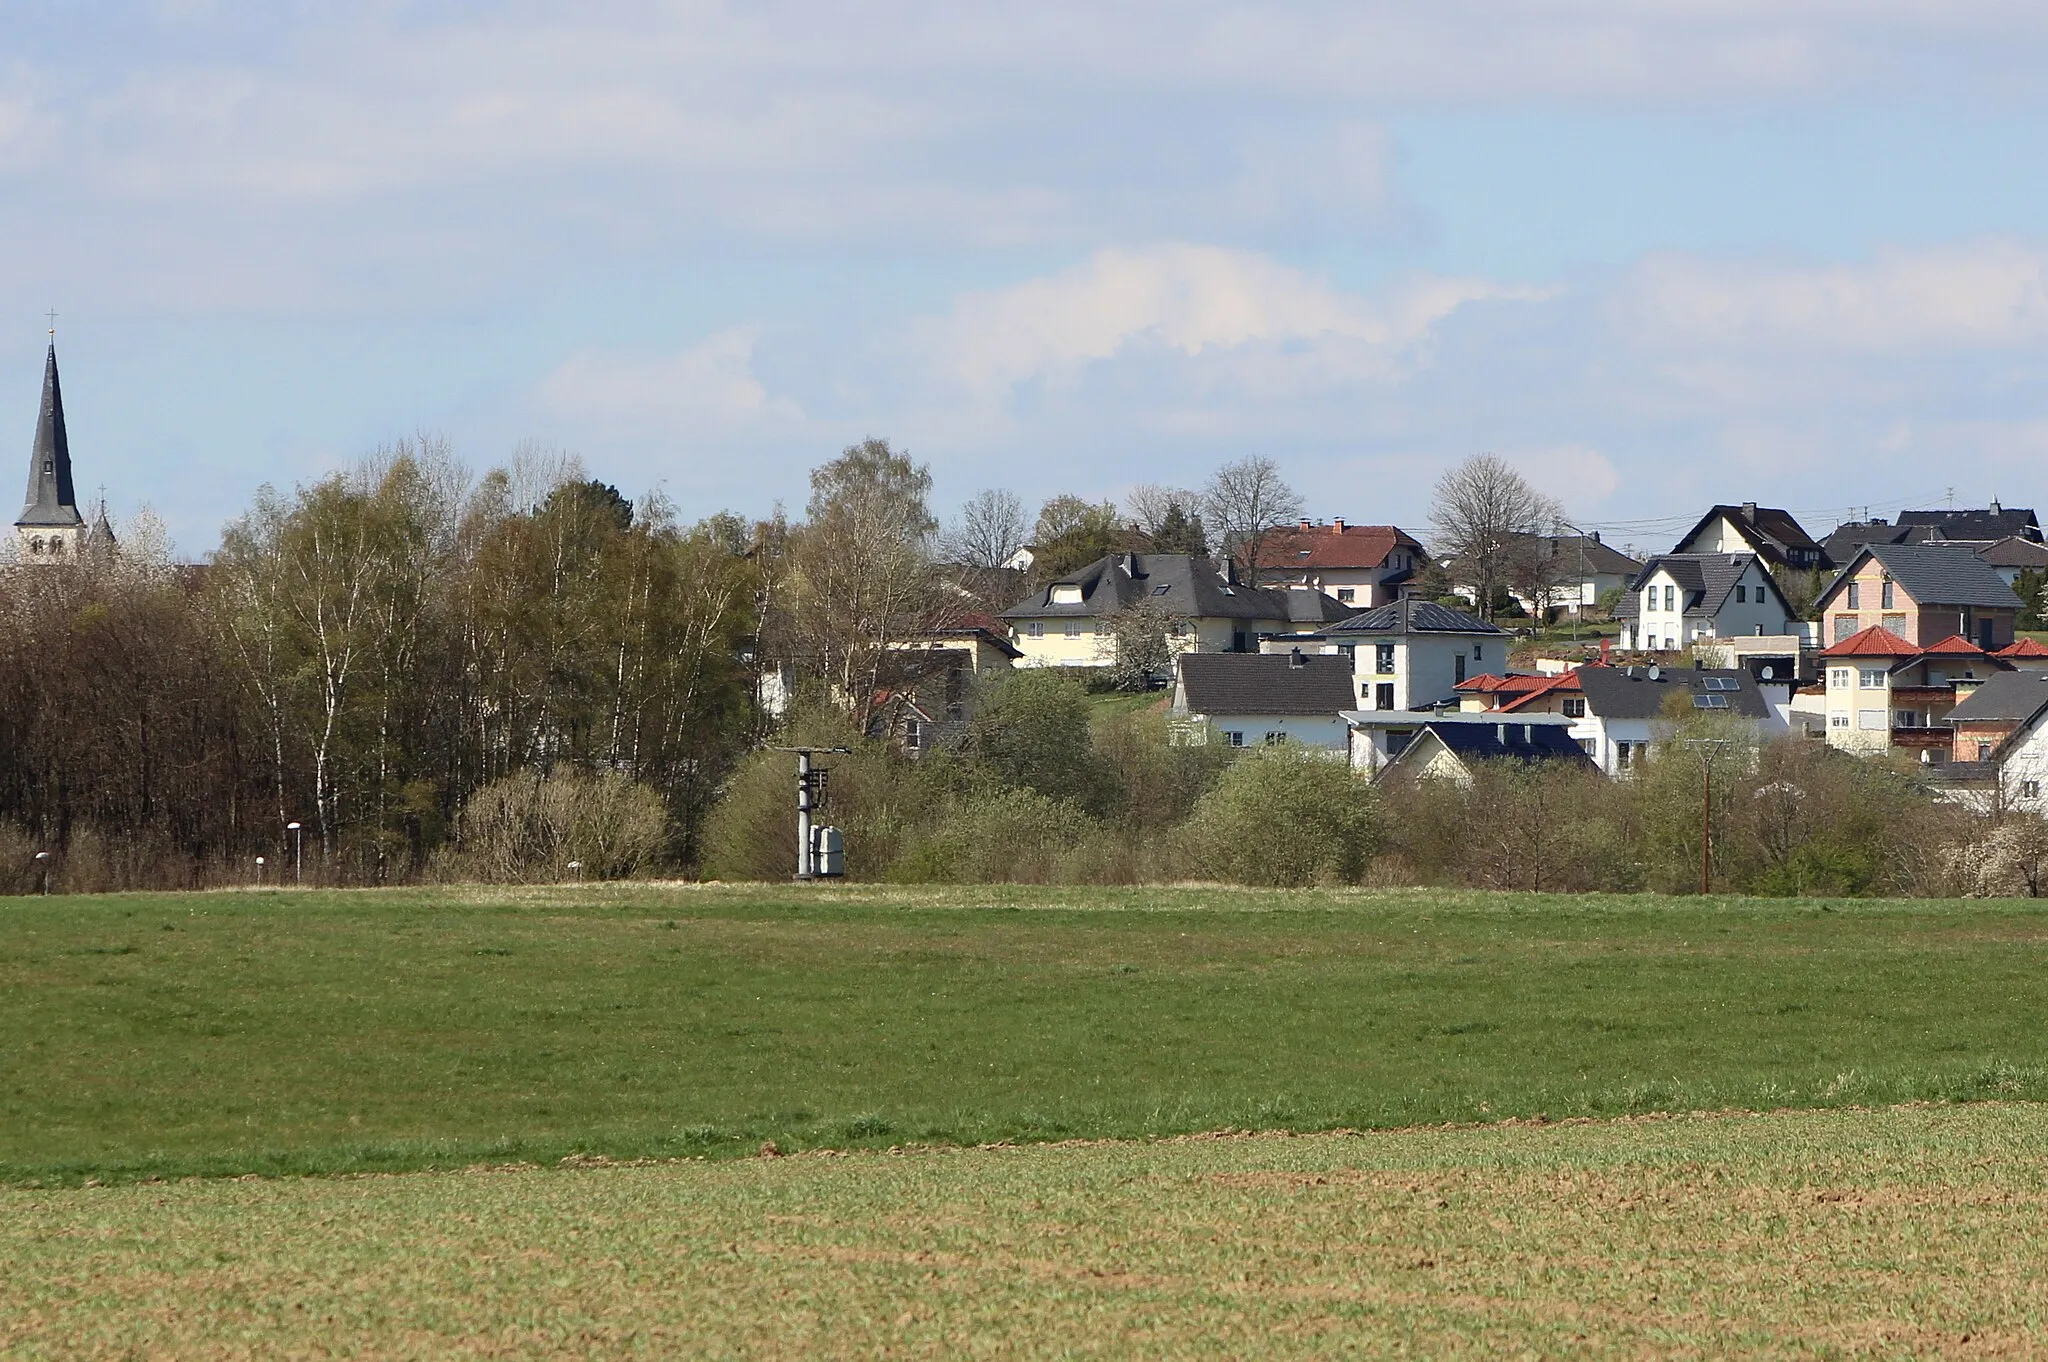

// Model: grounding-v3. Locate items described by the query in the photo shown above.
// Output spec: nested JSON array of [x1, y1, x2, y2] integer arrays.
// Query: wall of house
[[1821, 560, 2017, 649], [1705, 561, 1796, 638], [1299, 567, 1397, 608], [1953, 718, 2017, 765], [1822, 661, 1894, 754], [1626, 561, 1792, 650], [1185, 713, 1350, 752], [1011, 614, 1286, 668], [1682, 515, 1748, 555], [1347, 633, 1503, 711], [1628, 568, 1691, 650], [1997, 724, 2048, 813]]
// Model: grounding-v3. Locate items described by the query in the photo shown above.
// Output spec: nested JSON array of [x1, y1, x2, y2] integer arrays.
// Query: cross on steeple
[[45, 310, 55, 338]]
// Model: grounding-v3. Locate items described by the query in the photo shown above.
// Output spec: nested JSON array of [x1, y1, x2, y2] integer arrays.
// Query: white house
[[1494, 663, 1780, 776], [1170, 650, 1354, 753], [1271, 598, 1508, 713], [1937, 669, 2048, 812], [1255, 520, 1427, 608], [1341, 709, 1578, 774], [1615, 553, 1799, 652], [1376, 717, 1600, 785]]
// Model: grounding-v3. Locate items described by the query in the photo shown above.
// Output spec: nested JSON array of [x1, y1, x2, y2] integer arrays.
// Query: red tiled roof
[[1820, 625, 1921, 657], [1920, 633, 1988, 657], [1996, 637, 2048, 658], [1263, 523, 1421, 571], [1498, 664, 1600, 714], [1454, 673, 1553, 693]]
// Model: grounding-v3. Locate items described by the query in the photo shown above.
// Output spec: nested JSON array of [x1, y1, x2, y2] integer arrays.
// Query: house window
[[1454, 653, 1467, 684], [1025, 622, 1044, 638], [1859, 668, 1885, 688], [1376, 643, 1396, 674], [1264, 731, 1287, 746], [1615, 741, 1634, 769], [1830, 714, 1849, 728], [1897, 711, 1919, 728], [1063, 620, 1082, 637], [1847, 582, 1861, 609], [1828, 669, 1849, 689], [1736, 585, 1747, 603], [1473, 645, 1483, 661], [1337, 587, 1355, 602], [1224, 731, 1245, 748], [1979, 742, 1995, 761], [1375, 682, 1395, 710], [1834, 616, 1858, 643], [1663, 585, 1675, 611], [1882, 614, 1906, 634], [1857, 709, 1887, 730], [1562, 697, 1586, 717], [2025, 781, 2042, 799], [1644, 588, 1656, 613], [1881, 580, 1894, 609]]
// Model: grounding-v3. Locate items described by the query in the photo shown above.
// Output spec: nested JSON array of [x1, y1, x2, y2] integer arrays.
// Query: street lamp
[[286, 822, 303, 886], [33, 850, 50, 896], [255, 855, 266, 887], [566, 860, 582, 883]]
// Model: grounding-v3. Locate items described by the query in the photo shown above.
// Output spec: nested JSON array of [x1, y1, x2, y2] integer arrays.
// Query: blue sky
[[9, 2, 2048, 559]]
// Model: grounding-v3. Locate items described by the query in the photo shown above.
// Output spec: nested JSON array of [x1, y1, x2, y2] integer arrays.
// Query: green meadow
[[4, 883, 2047, 1183]]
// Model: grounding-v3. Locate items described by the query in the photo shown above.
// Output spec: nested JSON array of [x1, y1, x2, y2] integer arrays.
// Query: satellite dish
[[1760, 665, 1775, 680], [1648, 664, 1661, 681]]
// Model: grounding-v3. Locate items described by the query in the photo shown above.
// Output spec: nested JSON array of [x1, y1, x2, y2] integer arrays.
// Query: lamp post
[[33, 850, 50, 896], [567, 860, 582, 883], [255, 855, 266, 887], [286, 822, 303, 886]]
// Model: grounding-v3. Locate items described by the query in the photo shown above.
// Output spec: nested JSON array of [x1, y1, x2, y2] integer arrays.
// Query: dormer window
[[1049, 585, 1082, 605]]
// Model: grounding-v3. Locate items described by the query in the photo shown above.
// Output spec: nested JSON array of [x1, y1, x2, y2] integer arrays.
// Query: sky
[[9, 2, 2048, 561]]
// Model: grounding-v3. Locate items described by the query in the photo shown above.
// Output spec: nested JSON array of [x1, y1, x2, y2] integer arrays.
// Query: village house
[[1496, 662, 1778, 776], [1501, 532, 1642, 618], [1375, 715, 1597, 785], [1614, 553, 1799, 653], [1819, 503, 2042, 564], [1816, 542, 2023, 651], [1818, 626, 2011, 762], [1255, 519, 1426, 608], [1976, 535, 2048, 590], [871, 614, 1023, 755], [1672, 503, 1830, 573], [999, 552, 1349, 672], [1272, 598, 1508, 712], [1169, 650, 1354, 754]]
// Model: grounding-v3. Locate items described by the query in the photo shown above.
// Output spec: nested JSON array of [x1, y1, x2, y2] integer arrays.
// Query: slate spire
[[19, 340, 82, 529]]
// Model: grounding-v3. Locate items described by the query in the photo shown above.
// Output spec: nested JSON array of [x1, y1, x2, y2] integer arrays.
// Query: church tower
[[15, 334, 87, 561]]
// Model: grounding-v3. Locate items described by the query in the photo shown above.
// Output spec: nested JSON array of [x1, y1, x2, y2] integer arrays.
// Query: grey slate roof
[[1574, 665, 1771, 721], [1674, 504, 1829, 569], [18, 343, 81, 530], [1977, 536, 2048, 570], [1000, 553, 1338, 623], [1509, 532, 1642, 577], [1613, 553, 1786, 622], [1176, 651, 1356, 717], [1825, 543, 2023, 612], [1325, 598, 1505, 637], [1395, 720, 1598, 772], [1897, 506, 2040, 542], [1945, 670, 2048, 725]]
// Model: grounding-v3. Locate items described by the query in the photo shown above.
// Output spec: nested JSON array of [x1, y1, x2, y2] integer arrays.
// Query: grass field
[[5, 883, 2048, 1184], [4, 1102, 2045, 1356]]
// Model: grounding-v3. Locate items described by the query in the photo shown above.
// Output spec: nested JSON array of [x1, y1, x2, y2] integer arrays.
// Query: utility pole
[[1680, 738, 1732, 895], [773, 747, 849, 879]]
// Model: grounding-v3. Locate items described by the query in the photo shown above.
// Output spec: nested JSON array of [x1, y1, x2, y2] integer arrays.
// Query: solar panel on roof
[[1693, 694, 1730, 709]]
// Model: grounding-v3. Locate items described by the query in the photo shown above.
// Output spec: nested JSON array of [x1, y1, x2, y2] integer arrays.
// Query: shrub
[[1188, 746, 1379, 887], [446, 769, 668, 882], [889, 787, 1099, 884]]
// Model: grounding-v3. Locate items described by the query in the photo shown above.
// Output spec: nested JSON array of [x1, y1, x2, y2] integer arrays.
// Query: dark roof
[[1001, 553, 1336, 623], [18, 342, 81, 530], [1674, 504, 1829, 570], [1573, 665, 1771, 721], [1402, 720, 1599, 771], [1260, 523, 1424, 571], [1325, 598, 1505, 637], [1507, 532, 1642, 577], [1945, 670, 2048, 726], [1613, 553, 1786, 621], [1897, 506, 2040, 542], [1820, 519, 1927, 563], [1274, 587, 1356, 625], [1176, 651, 1356, 718], [1824, 543, 2023, 612], [1977, 536, 2048, 569]]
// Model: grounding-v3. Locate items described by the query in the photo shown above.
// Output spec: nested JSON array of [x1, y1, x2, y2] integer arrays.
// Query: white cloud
[[1621, 240, 2048, 351], [537, 328, 806, 438], [918, 243, 1547, 394]]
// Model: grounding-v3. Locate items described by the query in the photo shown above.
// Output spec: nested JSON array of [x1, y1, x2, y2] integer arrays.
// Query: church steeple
[[19, 340, 82, 532]]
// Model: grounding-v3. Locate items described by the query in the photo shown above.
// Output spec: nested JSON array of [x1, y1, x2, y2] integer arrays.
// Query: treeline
[[704, 675, 2032, 898], [0, 441, 761, 888]]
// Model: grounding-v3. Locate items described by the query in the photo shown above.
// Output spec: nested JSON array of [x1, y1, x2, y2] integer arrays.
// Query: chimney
[[1289, 647, 1306, 669], [1299, 517, 1312, 532], [1741, 501, 1758, 521], [1332, 517, 1345, 532]]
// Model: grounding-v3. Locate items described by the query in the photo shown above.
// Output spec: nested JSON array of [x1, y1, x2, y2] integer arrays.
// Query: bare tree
[[940, 488, 1027, 569], [1430, 454, 1562, 621], [1202, 457, 1303, 580]]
